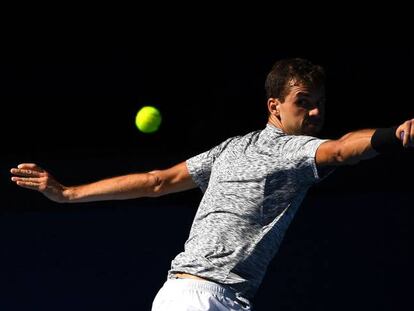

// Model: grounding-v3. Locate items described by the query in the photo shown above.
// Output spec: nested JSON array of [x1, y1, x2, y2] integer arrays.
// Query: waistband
[[165, 277, 251, 309], [168, 277, 234, 295]]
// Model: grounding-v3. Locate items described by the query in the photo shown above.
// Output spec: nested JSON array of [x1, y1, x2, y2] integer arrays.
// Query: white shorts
[[151, 278, 252, 311]]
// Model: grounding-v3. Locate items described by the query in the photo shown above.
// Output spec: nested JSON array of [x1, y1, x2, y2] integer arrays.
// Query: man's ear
[[268, 98, 281, 117]]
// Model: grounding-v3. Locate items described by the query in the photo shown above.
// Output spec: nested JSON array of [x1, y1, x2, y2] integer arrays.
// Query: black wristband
[[371, 126, 403, 153]]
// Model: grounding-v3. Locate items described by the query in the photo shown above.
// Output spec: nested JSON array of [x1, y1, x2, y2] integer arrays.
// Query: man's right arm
[[316, 129, 378, 166], [10, 161, 197, 203], [315, 119, 414, 167]]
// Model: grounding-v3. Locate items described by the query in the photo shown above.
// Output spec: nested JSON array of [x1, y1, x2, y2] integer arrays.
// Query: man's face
[[277, 83, 325, 136]]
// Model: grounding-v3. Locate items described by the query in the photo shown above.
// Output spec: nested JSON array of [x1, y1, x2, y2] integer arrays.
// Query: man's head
[[265, 58, 326, 136]]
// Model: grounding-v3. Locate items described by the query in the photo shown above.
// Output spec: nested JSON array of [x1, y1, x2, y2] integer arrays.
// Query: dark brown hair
[[265, 58, 325, 101]]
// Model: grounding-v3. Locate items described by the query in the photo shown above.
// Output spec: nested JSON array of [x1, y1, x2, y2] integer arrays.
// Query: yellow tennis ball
[[135, 106, 162, 133]]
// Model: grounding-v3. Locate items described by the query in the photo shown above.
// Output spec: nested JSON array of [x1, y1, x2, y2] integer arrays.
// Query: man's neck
[[267, 115, 284, 132]]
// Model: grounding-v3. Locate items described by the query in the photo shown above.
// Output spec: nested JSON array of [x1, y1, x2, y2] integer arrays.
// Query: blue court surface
[[0, 192, 411, 310]]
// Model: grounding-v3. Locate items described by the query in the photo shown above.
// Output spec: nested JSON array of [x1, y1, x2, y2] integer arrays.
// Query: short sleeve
[[186, 137, 235, 192], [281, 136, 330, 184]]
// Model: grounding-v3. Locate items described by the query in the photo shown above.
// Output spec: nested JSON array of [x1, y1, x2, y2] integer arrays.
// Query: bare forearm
[[11, 161, 194, 204], [317, 129, 377, 167], [339, 129, 378, 164], [318, 120, 413, 167], [336, 129, 378, 165], [64, 172, 158, 203]]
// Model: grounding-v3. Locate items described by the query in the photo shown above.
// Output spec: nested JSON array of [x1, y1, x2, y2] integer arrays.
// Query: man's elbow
[[319, 137, 377, 167], [335, 145, 363, 166], [336, 152, 360, 165], [146, 171, 164, 197], [323, 142, 360, 166]]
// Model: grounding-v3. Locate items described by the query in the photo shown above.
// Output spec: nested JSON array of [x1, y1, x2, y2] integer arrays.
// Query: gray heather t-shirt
[[168, 123, 328, 304]]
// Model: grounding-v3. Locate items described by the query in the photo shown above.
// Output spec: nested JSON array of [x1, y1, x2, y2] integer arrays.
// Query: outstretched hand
[[10, 163, 68, 203], [396, 119, 414, 148]]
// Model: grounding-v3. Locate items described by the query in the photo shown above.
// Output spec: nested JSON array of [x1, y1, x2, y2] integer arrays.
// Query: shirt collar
[[266, 123, 284, 134]]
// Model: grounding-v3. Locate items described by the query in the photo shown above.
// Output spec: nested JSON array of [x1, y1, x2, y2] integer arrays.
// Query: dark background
[[1, 45, 413, 310]]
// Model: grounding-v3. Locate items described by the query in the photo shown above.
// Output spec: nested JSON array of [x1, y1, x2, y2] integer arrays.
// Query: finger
[[18, 163, 38, 169], [397, 129, 404, 141], [17, 163, 44, 172], [410, 122, 414, 147], [11, 177, 40, 183], [10, 168, 43, 177], [14, 180, 41, 190], [401, 123, 409, 147], [404, 123, 412, 147]]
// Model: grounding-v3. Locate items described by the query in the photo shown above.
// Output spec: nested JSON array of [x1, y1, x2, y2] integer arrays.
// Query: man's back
[[168, 124, 327, 303]]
